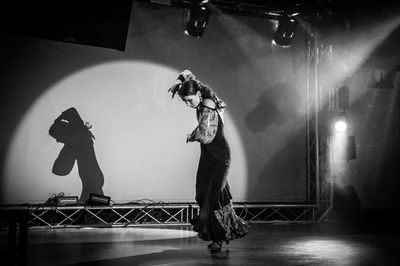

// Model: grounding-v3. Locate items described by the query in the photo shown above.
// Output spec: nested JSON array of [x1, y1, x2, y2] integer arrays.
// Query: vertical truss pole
[[306, 26, 312, 202], [306, 28, 319, 202], [306, 18, 320, 204], [314, 26, 320, 203], [307, 13, 335, 221]]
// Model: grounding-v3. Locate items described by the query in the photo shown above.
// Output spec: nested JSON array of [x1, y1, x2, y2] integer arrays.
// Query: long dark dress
[[190, 101, 249, 243]]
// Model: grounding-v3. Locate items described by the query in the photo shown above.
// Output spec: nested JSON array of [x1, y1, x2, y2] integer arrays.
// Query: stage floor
[[1, 222, 400, 265]]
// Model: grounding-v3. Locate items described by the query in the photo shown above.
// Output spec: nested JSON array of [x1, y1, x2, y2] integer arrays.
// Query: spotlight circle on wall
[[2, 61, 248, 204]]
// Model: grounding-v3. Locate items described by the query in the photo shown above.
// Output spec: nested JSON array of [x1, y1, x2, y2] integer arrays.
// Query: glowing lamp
[[334, 120, 347, 132]]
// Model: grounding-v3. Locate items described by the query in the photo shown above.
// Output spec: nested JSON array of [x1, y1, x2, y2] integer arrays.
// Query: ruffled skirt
[[190, 160, 249, 243], [190, 198, 249, 243]]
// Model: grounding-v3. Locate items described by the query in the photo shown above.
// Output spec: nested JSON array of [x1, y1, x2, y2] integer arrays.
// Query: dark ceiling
[[1, 0, 399, 60], [144, 0, 400, 19]]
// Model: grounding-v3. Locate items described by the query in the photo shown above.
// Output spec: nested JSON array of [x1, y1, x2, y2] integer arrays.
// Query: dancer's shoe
[[209, 241, 222, 253]]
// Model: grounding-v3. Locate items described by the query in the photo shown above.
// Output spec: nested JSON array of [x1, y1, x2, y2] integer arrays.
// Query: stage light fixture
[[273, 15, 298, 47], [57, 196, 79, 206], [334, 120, 347, 132], [86, 193, 111, 205], [332, 112, 350, 133], [185, 3, 210, 38]]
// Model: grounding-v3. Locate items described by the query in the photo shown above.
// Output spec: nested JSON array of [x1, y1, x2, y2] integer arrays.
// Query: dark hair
[[178, 79, 225, 109], [178, 79, 201, 97]]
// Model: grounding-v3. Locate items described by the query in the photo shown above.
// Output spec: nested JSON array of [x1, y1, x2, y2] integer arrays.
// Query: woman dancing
[[169, 70, 249, 252]]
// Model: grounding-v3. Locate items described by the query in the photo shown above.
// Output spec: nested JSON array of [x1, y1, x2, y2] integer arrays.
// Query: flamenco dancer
[[169, 70, 249, 252]]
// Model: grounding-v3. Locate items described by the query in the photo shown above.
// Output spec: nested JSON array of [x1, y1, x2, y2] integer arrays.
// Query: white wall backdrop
[[0, 2, 308, 204]]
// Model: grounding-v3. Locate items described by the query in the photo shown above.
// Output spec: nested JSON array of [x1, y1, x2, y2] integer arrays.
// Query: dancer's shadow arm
[[52, 144, 76, 176]]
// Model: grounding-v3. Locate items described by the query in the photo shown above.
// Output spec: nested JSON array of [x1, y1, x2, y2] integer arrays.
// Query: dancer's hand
[[168, 70, 195, 99], [168, 79, 182, 99], [186, 134, 194, 143], [179, 70, 196, 81]]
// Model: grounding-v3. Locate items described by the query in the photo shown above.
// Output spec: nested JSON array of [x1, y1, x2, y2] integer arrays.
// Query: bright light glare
[[334, 120, 347, 132], [283, 239, 376, 262], [29, 227, 197, 244]]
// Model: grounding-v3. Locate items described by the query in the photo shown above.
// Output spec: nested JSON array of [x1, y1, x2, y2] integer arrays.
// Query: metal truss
[[238, 204, 318, 223], [305, 15, 333, 221], [26, 203, 319, 228]]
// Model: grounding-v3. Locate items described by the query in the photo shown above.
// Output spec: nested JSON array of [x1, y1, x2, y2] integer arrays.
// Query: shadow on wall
[[244, 83, 297, 132], [253, 129, 306, 202], [49, 107, 104, 203], [244, 83, 306, 201]]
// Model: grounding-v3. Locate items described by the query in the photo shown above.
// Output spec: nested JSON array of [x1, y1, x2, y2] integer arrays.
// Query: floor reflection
[[1, 223, 399, 266]]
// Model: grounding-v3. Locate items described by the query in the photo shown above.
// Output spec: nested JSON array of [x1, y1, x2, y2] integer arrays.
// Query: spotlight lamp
[[185, 3, 210, 38], [334, 120, 347, 132], [272, 15, 298, 47], [332, 112, 350, 133]]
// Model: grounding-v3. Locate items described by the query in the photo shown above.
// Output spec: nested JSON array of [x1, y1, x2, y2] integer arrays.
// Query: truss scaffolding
[[24, 203, 318, 228], [305, 14, 334, 221]]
